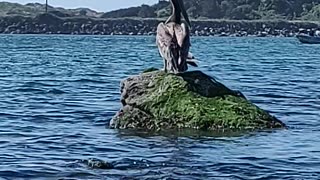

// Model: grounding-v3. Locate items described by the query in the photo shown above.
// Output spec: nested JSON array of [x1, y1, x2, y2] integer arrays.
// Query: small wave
[[22, 81, 57, 87], [72, 79, 107, 84], [86, 73, 109, 77], [14, 88, 66, 95], [15, 88, 44, 93], [46, 89, 66, 94], [256, 93, 297, 99]]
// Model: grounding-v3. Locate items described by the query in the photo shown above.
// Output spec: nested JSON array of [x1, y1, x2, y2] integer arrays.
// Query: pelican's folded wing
[[156, 23, 170, 46], [174, 23, 190, 50], [156, 23, 179, 72], [174, 23, 191, 71], [156, 23, 172, 57]]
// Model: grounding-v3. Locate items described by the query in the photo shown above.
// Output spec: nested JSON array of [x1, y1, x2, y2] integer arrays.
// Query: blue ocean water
[[0, 35, 319, 179]]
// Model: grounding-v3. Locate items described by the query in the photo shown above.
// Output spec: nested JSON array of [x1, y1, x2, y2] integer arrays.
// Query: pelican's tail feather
[[186, 60, 198, 67], [186, 52, 199, 67]]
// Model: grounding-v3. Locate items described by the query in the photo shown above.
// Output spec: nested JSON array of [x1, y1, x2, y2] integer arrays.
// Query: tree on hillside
[[201, 0, 221, 18], [138, 5, 156, 18], [45, 0, 48, 13], [258, 0, 294, 19]]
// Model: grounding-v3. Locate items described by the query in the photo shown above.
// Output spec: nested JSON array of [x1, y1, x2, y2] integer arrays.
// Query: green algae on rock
[[110, 70, 285, 131]]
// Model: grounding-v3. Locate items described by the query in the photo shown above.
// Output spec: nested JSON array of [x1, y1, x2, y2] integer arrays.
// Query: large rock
[[110, 69, 285, 131]]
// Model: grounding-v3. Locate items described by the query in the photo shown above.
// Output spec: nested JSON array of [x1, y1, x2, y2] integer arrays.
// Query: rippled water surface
[[0, 35, 319, 179]]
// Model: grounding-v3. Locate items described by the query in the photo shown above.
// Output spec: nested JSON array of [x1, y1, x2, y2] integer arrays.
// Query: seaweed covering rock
[[110, 70, 285, 131]]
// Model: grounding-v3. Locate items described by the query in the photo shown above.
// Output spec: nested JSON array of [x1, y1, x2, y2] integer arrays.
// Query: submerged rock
[[110, 70, 285, 131], [82, 159, 114, 169]]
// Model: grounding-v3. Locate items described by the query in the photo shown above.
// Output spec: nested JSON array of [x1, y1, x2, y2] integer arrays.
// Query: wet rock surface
[[110, 70, 286, 131], [81, 159, 114, 169]]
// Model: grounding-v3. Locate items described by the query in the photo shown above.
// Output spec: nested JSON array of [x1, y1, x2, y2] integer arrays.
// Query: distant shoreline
[[1, 14, 319, 37]]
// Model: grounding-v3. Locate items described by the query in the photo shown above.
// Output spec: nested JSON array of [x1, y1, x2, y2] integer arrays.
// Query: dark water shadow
[[112, 128, 285, 139]]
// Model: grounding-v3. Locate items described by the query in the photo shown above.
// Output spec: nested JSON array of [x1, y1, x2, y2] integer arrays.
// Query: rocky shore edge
[[1, 13, 320, 37]]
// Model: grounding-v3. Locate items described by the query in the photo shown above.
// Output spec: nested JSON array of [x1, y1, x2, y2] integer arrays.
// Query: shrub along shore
[[1, 13, 319, 37]]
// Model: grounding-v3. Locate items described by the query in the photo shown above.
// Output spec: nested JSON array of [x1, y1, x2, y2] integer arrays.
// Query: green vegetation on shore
[[104, 0, 320, 21], [1, 1, 320, 21], [0, 2, 102, 18], [1, 1, 320, 36]]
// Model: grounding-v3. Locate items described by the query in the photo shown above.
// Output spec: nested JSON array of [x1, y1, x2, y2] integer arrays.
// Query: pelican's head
[[168, 0, 191, 27]]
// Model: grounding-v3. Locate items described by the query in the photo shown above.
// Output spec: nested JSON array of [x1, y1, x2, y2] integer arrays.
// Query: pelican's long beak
[[178, 0, 191, 27]]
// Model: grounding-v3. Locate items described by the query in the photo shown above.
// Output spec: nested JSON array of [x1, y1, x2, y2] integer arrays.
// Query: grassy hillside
[[0, 2, 102, 18], [102, 0, 320, 21], [1, 1, 320, 21]]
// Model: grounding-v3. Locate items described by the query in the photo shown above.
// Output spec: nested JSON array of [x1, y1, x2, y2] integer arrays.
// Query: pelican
[[156, 0, 197, 73]]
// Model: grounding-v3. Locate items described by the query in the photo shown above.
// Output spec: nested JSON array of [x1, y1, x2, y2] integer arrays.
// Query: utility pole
[[45, 0, 48, 13]]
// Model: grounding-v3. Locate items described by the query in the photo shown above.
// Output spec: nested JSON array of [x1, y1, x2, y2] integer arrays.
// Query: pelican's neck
[[166, 1, 181, 24]]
